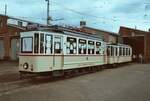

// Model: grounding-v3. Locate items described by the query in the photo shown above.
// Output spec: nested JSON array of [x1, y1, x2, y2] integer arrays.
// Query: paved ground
[[0, 62, 150, 101]]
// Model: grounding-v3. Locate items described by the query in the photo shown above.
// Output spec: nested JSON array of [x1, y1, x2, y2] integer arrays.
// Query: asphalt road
[[0, 63, 150, 101]]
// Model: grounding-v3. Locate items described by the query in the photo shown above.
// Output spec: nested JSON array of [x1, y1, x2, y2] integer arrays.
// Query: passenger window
[[115, 47, 118, 56], [40, 33, 44, 53], [88, 41, 95, 54], [66, 37, 77, 54], [96, 42, 101, 54], [129, 48, 131, 56], [79, 39, 87, 54], [126, 48, 128, 56], [54, 36, 62, 54], [45, 35, 52, 54], [111, 46, 114, 56], [34, 33, 39, 53], [123, 48, 125, 56], [107, 46, 110, 56], [119, 47, 122, 56]]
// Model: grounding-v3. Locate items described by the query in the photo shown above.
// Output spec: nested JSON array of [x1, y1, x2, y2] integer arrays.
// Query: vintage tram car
[[19, 29, 132, 76]]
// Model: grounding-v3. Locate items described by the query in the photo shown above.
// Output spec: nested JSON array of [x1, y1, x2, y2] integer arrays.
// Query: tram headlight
[[23, 63, 29, 69]]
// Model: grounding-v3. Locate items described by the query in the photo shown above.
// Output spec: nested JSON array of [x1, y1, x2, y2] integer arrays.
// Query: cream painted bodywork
[[19, 55, 106, 73], [107, 56, 132, 64]]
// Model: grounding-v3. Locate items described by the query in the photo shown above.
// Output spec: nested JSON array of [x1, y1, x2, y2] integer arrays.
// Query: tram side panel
[[19, 55, 54, 73], [63, 55, 105, 70]]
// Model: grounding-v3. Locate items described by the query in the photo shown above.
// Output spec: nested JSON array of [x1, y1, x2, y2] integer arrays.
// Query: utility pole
[[5, 4, 7, 15], [45, 0, 50, 25]]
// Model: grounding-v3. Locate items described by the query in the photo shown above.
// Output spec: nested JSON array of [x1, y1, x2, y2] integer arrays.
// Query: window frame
[[45, 34, 53, 54], [34, 33, 39, 54], [78, 38, 87, 54], [66, 37, 77, 54], [21, 37, 33, 53], [54, 36, 62, 54], [96, 42, 101, 54], [88, 40, 95, 54]]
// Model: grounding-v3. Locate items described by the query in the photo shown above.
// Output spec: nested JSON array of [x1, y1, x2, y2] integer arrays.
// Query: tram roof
[[22, 25, 103, 41]]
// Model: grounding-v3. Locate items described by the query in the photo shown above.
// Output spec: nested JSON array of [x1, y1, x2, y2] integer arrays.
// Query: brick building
[[119, 26, 150, 63], [80, 26, 119, 44], [0, 14, 44, 61]]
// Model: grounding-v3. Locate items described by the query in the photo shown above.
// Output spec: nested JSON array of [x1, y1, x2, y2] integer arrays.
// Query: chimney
[[80, 21, 86, 27]]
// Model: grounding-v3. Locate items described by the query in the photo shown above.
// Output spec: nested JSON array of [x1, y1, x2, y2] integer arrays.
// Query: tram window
[[67, 37, 77, 54], [115, 47, 118, 56], [129, 48, 131, 56], [110, 46, 114, 56], [40, 33, 44, 53], [21, 37, 33, 53], [126, 48, 128, 56], [54, 36, 62, 54], [96, 42, 101, 54], [123, 48, 125, 56], [107, 46, 110, 56], [34, 33, 39, 53], [119, 47, 122, 56], [45, 35, 52, 54], [88, 41, 95, 54], [79, 39, 87, 54]]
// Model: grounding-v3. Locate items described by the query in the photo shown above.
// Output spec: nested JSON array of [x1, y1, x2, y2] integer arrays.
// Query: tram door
[[53, 36, 63, 70]]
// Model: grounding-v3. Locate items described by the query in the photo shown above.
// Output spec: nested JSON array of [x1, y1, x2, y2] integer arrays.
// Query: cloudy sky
[[0, 0, 150, 32]]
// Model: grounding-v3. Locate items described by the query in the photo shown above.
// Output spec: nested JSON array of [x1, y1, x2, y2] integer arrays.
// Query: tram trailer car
[[107, 44, 132, 65], [19, 30, 132, 77]]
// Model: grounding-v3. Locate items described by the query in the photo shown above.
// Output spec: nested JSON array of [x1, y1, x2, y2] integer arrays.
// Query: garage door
[[0, 39, 4, 60], [11, 38, 20, 60]]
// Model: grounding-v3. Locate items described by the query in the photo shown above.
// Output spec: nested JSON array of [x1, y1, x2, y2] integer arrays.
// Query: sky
[[0, 0, 150, 33]]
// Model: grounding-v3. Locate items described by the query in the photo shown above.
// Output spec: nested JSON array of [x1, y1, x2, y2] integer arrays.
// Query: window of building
[[21, 37, 33, 53], [78, 39, 87, 54], [54, 36, 62, 54], [18, 21, 23, 27], [0, 20, 3, 28], [66, 37, 77, 54], [34, 33, 39, 53], [45, 35, 52, 54], [40, 33, 44, 53], [88, 41, 95, 54], [96, 42, 101, 54]]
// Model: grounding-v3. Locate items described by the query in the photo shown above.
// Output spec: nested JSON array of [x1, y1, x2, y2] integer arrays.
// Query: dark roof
[[82, 26, 119, 36], [8, 24, 26, 30], [119, 26, 150, 35]]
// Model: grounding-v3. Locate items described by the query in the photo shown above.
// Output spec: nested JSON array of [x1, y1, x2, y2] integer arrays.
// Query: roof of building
[[119, 26, 150, 35], [81, 26, 119, 36], [0, 13, 46, 26]]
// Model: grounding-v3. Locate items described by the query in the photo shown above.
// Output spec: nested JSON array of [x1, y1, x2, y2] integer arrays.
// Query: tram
[[19, 29, 132, 76]]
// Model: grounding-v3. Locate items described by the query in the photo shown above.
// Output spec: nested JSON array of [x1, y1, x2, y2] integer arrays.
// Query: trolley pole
[[45, 0, 50, 25]]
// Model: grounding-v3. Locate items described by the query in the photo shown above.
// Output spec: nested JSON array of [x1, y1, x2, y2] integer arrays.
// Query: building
[[0, 14, 44, 61], [79, 26, 119, 44], [119, 26, 150, 63]]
